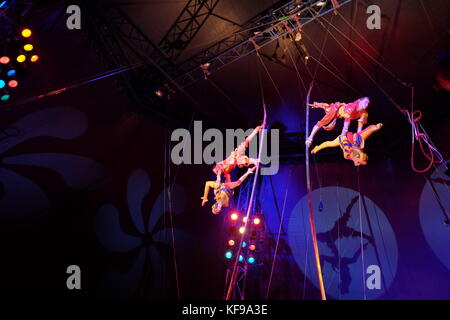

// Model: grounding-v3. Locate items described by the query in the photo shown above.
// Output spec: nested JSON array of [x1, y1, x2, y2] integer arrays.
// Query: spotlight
[[24, 44, 34, 51], [239, 226, 245, 234], [0, 56, 10, 64], [228, 239, 235, 246], [242, 241, 247, 248], [8, 80, 18, 88], [249, 244, 256, 251], [17, 55, 26, 63], [6, 70, 16, 77], [225, 251, 233, 259], [243, 217, 248, 223], [316, 1, 326, 6], [0, 94, 10, 101], [239, 255, 244, 262], [231, 212, 239, 221], [248, 257, 255, 264], [21, 28, 32, 38], [0, 80, 5, 89], [0, 1, 7, 9], [253, 217, 261, 225], [30, 55, 39, 63]]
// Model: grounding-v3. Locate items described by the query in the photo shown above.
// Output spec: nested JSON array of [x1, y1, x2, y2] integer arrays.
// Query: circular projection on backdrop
[[288, 186, 398, 300], [419, 164, 450, 270]]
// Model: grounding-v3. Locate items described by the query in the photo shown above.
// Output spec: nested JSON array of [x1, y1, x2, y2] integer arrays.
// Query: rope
[[265, 170, 290, 299], [356, 167, 366, 300], [225, 100, 267, 300], [305, 82, 327, 300]]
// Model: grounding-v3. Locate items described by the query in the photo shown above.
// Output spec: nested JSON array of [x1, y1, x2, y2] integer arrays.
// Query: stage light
[[249, 244, 256, 251], [0, 56, 10, 64], [242, 241, 247, 248], [225, 251, 233, 259], [239, 255, 244, 262], [239, 226, 245, 234], [1, 94, 10, 101], [316, 1, 326, 6], [248, 257, 255, 264], [30, 55, 39, 63], [24, 44, 34, 51], [243, 217, 247, 223], [21, 28, 32, 38], [228, 239, 235, 246], [6, 70, 16, 77], [253, 217, 261, 225], [231, 212, 239, 221], [0, 80, 5, 89], [155, 89, 164, 97], [8, 80, 18, 88], [0, 1, 7, 9], [17, 55, 26, 63]]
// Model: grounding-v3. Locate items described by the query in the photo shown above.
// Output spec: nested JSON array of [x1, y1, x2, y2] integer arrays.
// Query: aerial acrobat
[[305, 97, 371, 148], [311, 123, 383, 166], [202, 121, 265, 214], [212, 122, 264, 183]]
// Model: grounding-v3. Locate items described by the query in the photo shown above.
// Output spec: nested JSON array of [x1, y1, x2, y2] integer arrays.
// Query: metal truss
[[158, 0, 221, 61], [173, 0, 353, 89]]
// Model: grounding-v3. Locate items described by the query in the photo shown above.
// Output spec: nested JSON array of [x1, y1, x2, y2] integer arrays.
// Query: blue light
[[248, 257, 255, 264], [0, 1, 7, 9], [6, 70, 16, 77], [239, 255, 244, 262], [0, 80, 5, 89], [242, 241, 247, 248], [225, 251, 232, 259]]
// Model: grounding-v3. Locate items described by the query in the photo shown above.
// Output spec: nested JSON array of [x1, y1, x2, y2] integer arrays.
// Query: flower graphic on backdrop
[[0, 107, 109, 228], [95, 168, 191, 299]]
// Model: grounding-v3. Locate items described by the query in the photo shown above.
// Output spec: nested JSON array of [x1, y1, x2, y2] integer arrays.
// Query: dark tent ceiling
[[110, 0, 450, 140]]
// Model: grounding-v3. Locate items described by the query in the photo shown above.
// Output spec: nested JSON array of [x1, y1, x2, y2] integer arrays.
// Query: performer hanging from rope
[[311, 123, 383, 166], [305, 97, 371, 148], [213, 122, 265, 183], [201, 167, 256, 215]]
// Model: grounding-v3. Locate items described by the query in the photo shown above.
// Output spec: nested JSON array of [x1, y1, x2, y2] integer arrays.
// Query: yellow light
[[21, 29, 32, 38], [30, 55, 39, 62], [24, 44, 34, 51], [239, 227, 245, 234], [17, 55, 26, 63], [243, 217, 247, 223], [230, 213, 238, 221], [316, 1, 326, 6], [253, 217, 261, 225], [228, 240, 235, 246]]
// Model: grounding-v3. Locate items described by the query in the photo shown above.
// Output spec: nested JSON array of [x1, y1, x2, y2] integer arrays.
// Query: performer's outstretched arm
[[226, 167, 256, 190]]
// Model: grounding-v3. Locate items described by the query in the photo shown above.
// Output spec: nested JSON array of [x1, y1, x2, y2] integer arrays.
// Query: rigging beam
[[158, 0, 221, 61]]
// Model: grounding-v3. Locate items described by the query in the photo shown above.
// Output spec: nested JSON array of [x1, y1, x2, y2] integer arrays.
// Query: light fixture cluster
[[224, 211, 264, 266], [0, 27, 40, 103]]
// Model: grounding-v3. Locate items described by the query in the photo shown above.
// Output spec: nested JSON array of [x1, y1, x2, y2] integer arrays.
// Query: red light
[[228, 240, 235, 246], [0, 56, 10, 64], [231, 213, 238, 221], [249, 244, 256, 251], [253, 217, 261, 225], [8, 80, 18, 88]]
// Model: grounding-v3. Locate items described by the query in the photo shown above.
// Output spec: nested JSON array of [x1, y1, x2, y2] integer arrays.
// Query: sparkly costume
[[202, 168, 255, 215], [311, 123, 383, 166], [213, 124, 262, 183]]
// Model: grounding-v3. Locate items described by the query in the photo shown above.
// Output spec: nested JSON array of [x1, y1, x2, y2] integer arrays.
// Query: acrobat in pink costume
[[306, 97, 371, 147], [213, 122, 264, 183]]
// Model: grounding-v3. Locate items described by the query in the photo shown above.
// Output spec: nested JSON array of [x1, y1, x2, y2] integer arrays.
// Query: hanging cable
[[305, 82, 327, 300]]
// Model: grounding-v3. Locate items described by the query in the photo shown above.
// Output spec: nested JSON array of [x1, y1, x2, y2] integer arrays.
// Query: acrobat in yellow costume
[[311, 123, 383, 166]]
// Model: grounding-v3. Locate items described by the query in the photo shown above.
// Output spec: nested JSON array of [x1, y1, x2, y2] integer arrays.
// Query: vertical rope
[[225, 103, 267, 300], [305, 82, 327, 300], [356, 166, 366, 300]]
